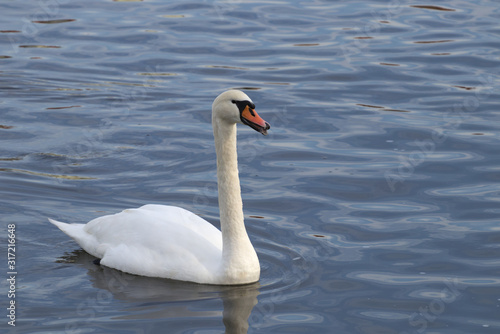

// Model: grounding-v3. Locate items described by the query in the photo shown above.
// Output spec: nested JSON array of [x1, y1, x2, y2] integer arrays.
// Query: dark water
[[1, 0, 500, 333]]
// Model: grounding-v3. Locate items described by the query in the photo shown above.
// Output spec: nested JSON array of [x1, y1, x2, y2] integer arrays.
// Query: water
[[1, 0, 500, 333]]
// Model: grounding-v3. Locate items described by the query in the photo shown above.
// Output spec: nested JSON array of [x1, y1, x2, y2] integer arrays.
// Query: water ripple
[[428, 184, 500, 201], [2, 0, 500, 333], [348, 271, 500, 286]]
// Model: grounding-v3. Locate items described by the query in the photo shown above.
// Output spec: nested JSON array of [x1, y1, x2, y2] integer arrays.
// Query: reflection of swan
[[59, 250, 259, 334], [50, 90, 270, 285]]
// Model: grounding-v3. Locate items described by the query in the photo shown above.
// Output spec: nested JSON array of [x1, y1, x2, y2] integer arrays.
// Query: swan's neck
[[213, 118, 259, 283]]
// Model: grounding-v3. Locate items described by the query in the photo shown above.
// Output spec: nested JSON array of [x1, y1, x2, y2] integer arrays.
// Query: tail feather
[[49, 218, 79, 234], [49, 218, 101, 258], [49, 218, 87, 245]]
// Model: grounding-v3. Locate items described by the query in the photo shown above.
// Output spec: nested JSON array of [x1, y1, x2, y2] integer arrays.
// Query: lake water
[[1, 0, 500, 333]]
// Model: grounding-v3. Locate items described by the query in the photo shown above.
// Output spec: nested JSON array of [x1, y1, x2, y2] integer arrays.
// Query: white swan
[[49, 90, 270, 285]]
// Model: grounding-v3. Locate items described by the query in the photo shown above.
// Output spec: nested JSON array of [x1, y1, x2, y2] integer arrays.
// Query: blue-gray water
[[1, 0, 500, 333]]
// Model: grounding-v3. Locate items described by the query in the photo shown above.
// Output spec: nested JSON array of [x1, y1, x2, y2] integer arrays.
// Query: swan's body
[[50, 90, 270, 285]]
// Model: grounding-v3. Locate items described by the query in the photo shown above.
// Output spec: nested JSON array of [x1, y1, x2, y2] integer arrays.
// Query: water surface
[[1, 0, 500, 333]]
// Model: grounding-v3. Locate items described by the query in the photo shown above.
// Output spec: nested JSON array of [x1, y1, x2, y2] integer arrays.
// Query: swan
[[49, 90, 270, 285]]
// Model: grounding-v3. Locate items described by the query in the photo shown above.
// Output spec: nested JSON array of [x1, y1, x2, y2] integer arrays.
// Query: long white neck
[[212, 117, 260, 284]]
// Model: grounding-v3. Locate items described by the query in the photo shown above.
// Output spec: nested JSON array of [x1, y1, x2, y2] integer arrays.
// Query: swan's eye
[[232, 100, 256, 115]]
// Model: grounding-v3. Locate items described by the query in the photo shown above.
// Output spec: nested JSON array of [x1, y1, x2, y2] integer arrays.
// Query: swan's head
[[212, 90, 271, 136]]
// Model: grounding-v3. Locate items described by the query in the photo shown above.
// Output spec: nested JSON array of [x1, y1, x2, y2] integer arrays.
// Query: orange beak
[[240, 105, 271, 135]]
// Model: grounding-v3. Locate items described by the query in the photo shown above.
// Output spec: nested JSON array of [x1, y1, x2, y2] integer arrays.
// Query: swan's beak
[[240, 106, 271, 136]]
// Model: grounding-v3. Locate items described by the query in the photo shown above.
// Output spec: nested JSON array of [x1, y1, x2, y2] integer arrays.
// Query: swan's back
[[50, 204, 224, 283]]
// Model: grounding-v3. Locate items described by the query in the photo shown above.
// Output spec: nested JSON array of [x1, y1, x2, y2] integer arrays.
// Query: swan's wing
[[53, 205, 223, 282]]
